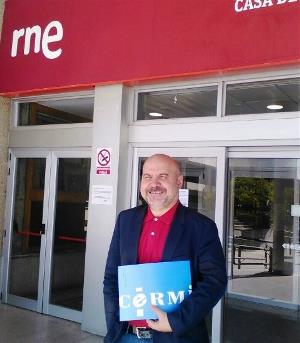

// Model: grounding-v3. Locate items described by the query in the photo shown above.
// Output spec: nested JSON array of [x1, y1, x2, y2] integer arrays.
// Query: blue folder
[[118, 260, 191, 321]]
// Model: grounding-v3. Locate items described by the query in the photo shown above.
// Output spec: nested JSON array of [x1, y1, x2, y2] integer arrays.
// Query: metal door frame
[[1, 148, 91, 323], [226, 148, 300, 306], [1, 148, 51, 312], [131, 146, 227, 343], [43, 149, 91, 323]]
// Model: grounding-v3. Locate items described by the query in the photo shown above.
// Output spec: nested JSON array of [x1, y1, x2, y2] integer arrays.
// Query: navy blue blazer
[[103, 204, 227, 343]]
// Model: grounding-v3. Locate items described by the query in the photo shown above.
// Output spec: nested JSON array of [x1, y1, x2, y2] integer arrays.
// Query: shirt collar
[[144, 201, 179, 224]]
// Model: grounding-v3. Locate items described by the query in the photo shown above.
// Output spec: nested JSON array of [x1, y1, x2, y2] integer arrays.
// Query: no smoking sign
[[96, 148, 111, 175]]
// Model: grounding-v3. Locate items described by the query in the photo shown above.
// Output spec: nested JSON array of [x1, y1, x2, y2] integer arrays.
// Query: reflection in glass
[[180, 157, 216, 220], [18, 99, 94, 126], [226, 78, 300, 115], [9, 158, 46, 300], [137, 86, 218, 120], [50, 158, 90, 311], [224, 158, 300, 342]]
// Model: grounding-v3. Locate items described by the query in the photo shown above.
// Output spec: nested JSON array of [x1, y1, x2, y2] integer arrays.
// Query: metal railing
[[233, 236, 273, 273]]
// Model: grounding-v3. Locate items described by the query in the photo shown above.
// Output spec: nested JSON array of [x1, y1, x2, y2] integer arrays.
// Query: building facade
[[0, 0, 10, 280], [0, 1, 299, 342]]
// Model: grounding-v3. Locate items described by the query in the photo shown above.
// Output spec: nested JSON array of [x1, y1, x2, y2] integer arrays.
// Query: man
[[103, 154, 227, 343]]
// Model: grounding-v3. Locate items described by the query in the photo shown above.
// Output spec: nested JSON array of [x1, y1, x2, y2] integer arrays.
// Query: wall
[[82, 84, 130, 335], [0, 0, 10, 260]]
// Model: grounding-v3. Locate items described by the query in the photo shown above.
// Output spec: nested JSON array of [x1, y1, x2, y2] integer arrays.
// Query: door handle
[[40, 224, 46, 235]]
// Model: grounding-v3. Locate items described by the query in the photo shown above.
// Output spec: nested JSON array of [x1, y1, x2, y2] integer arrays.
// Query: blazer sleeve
[[103, 213, 122, 333], [167, 218, 227, 336]]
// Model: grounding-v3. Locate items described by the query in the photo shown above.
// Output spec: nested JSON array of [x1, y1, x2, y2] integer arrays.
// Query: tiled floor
[[0, 303, 104, 343]]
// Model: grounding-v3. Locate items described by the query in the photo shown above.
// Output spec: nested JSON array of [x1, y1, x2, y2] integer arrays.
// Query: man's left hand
[[146, 305, 172, 333]]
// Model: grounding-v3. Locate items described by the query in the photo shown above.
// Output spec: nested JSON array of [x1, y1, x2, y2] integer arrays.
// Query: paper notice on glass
[[92, 185, 113, 205], [291, 204, 300, 217], [179, 189, 189, 207]]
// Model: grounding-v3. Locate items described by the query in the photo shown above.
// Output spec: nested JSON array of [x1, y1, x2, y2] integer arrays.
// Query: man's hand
[[146, 305, 172, 333]]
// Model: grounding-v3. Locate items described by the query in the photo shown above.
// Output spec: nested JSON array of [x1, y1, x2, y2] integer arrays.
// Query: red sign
[[96, 148, 111, 175], [0, 0, 299, 96]]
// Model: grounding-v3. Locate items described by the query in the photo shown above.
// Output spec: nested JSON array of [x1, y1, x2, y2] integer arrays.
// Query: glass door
[[3, 151, 49, 312], [2, 149, 91, 322], [43, 152, 91, 322], [131, 147, 226, 343], [223, 155, 300, 343]]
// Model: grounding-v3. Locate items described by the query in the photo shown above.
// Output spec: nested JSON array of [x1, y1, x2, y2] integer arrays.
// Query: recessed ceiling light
[[267, 104, 283, 110], [149, 112, 163, 117]]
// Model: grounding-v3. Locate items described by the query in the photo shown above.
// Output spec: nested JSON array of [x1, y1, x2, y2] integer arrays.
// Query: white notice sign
[[179, 189, 189, 207], [291, 204, 300, 217], [92, 185, 113, 205]]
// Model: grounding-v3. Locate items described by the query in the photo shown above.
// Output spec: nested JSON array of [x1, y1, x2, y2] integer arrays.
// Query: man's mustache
[[147, 186, 165, 192]]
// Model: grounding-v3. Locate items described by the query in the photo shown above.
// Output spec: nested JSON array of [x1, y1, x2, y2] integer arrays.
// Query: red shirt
[[129, 202, 179, 328]]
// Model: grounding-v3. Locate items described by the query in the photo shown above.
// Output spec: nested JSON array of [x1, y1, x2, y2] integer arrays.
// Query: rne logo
[[11, 20, 63, 60]]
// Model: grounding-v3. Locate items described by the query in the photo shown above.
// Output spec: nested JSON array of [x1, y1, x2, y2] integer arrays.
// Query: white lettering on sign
[[11, 20, 63, 59], [235, 0, 298, 12], [119, 285, 192, 317]]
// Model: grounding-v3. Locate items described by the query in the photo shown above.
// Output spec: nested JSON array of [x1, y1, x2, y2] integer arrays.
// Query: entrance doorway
[[131, 147, 226, 342], [2, 149, 91, 322], [223, 155, 300, 342]]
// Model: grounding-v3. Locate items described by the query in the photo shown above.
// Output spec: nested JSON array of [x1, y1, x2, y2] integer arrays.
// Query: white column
[[81, 84, 130, 335]]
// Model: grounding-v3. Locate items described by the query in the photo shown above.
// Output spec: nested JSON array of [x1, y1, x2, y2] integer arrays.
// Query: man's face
[[140, 155, 183, 216]]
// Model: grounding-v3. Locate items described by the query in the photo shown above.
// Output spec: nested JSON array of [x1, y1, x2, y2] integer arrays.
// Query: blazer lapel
[[162, 204, 186, 261]]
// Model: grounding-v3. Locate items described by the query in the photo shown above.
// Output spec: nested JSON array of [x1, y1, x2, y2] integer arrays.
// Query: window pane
[[223, 158, 300, 343], [226, 78, 300, 115], [137, 86, 217, 120], [137, 157, 216, 219], [50, 158, 91, 311], [9, 158, 46, 300], [18, 98, 94, 126]]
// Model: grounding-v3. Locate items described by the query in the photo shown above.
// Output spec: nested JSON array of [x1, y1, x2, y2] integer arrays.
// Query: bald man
[[103, 154, 227, 343]]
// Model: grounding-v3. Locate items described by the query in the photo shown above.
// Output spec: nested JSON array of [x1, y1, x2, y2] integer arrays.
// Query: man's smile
[[147, 188, 165, 195]]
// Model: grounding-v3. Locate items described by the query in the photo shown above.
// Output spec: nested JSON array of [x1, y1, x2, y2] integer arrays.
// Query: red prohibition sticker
[[96, 148, 111, 175]]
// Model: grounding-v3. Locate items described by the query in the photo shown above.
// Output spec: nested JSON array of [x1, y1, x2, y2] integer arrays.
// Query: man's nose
[[149, 178, 161, 187]]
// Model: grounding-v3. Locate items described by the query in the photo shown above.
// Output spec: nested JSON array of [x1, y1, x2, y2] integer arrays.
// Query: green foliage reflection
[[234, 178, 273, 230]]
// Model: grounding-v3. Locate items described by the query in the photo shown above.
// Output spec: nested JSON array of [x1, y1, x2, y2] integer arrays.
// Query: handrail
[[234, 235, 273, 245], [15, 231, 41, 237], [15, 231, 86, 243], [58, 235, 86, 243]]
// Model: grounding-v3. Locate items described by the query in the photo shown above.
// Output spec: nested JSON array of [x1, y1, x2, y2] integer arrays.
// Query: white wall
[[129, 117, 300, 146], [82, 84, 130, 335]]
